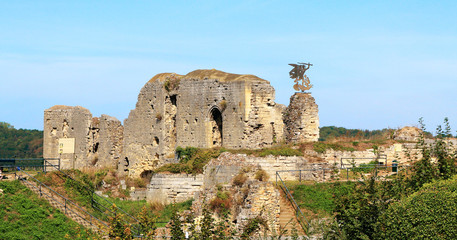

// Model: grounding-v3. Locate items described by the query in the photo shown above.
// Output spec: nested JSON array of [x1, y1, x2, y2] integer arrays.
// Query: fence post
[[322, 169, 325, 182], [275, 173, 277, 186], [346, 168, 349, 181], [40, 184, 42, 196], [299, 170, 302, 182], [65, 199, 67, 214]]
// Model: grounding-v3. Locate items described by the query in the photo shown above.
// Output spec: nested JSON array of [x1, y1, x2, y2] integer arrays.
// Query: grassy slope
[[285, 181, 355, 220], [33, 170, 192, 227], [0, 180, 95, 240]]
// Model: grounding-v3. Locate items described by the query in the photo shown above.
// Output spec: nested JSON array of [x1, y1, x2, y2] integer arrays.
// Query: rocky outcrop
[[284, 93, 319, 143], [392, 126, 422, 142]]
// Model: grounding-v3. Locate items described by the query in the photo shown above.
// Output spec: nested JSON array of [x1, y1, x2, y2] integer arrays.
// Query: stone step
[[21, 180, 105, 233]]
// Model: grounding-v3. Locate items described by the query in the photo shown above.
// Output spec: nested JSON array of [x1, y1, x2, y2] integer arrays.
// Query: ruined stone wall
[[284, 92, 319, 143], [44, 106, 92, 169], [123, 74, 181, 178], [96, 115, 124, 168], [45, 69, 320, 178], [124, 70, 289, 178], [44, 106, 123, 169], [147, 173, 204, 204]]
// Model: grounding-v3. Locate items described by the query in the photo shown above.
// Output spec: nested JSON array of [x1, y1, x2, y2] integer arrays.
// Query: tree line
[[0, 122, 43, 158]]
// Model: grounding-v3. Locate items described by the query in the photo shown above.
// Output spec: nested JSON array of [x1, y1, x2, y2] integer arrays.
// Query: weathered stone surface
[[284, 93, 319, 143], [44, 106, 92, 169], [123, 70, 305, 178], [392, 126, 422, 142], [44, 106, 123, 169], [147, 173, 204, 204], [44, 69, 321, 178]]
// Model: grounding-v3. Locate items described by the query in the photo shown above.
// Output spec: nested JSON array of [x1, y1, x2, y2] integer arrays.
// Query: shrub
[[210, 192, 232, 215], [155, 147, 223, 175], [163, 75, 180, 92], [254, 169, 269, 182], [377, 176, 457, 239], [134, 177, 147, 188], [233, 173, 248, 187]]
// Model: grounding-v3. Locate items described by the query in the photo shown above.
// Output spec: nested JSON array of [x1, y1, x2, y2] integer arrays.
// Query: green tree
[[170, 208, 185, 240]]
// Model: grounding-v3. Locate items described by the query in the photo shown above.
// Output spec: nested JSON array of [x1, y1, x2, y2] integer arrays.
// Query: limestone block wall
[[44, 106, 123, 169], [44, 106, 92, 169], [203, 152, 311, 185], [284, 92, 319, 143], [147, 173, 204, 204], [233, 181, 280, 234], [122, 73, 177, 178], [96, 115, 124, 168], [124, 69, 290, 178]]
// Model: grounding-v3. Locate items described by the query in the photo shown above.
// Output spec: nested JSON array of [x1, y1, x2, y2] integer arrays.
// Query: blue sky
[[1, 1, 456, 133]]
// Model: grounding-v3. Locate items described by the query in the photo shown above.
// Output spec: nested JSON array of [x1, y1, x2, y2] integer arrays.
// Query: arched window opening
[[210, 108, 223, 147]]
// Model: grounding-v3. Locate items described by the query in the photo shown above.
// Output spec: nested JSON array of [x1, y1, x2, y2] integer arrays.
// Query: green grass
[[34, 170, 193, 228], [225, 145, 303, 157], [285, 181, 355, 219], [0, 180, 96, 240], [313, 142, 355, 153]]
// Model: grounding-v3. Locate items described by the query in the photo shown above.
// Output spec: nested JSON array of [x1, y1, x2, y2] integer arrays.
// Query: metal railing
[[275, 172, 309, 235], [277, 163, 411, 183], [275, 163, 412, 235], [17, 168, 108, 234], [42, 159, 146, 236]]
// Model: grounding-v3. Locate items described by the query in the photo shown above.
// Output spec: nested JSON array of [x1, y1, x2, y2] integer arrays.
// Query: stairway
[[21, 179, 105, 232], [278, 195, 306, 236]]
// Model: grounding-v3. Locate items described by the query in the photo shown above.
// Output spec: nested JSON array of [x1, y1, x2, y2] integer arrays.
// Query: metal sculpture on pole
[[289, 62, 313, 92]]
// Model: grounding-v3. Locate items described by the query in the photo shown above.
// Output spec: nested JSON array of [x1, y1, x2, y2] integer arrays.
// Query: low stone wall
[[245, 155, 305, 181], [147, 173, 204, 204]]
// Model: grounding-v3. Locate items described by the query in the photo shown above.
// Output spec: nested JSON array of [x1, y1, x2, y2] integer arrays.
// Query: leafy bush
[[155, 147, 223, 175], [377, 176, 457, 239], [210, 192, 232, 215]]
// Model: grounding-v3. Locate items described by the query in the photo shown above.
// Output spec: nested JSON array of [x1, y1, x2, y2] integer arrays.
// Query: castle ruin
[[43, 69, 319, 177]]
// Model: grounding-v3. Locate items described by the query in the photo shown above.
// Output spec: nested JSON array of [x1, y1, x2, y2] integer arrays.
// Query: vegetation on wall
[[155, 147, 224, 175], [0, 122, 43, 158]]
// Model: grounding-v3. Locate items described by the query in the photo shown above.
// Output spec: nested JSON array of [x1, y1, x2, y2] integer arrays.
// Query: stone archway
[[209, 107, 223, 147]]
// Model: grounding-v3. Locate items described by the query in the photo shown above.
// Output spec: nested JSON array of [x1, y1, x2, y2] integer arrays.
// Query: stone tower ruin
[[43, 69, 319, 177]]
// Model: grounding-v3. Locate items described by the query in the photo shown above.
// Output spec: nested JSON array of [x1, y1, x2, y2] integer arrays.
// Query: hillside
[[0, 122, 43, 158], [0, 180, 96, 239]]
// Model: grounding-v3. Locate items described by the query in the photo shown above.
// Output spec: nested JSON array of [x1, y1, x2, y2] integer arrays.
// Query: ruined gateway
[[43, 69, 319, 178]]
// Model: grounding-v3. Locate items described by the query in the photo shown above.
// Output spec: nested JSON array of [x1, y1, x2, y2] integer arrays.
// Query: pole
[[299, 170, 302, 182]]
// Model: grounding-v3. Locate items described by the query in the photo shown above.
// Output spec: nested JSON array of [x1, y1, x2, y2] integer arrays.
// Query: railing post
[[299, 170, 302, 182], [40, 184, 42, 196], [346, 168, 349, 180], [322, 169, 325, 182], [65, 199, 67, 214]]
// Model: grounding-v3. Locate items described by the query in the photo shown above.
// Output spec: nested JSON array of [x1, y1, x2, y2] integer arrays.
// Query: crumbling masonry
[[43, 69, 319, 177]]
